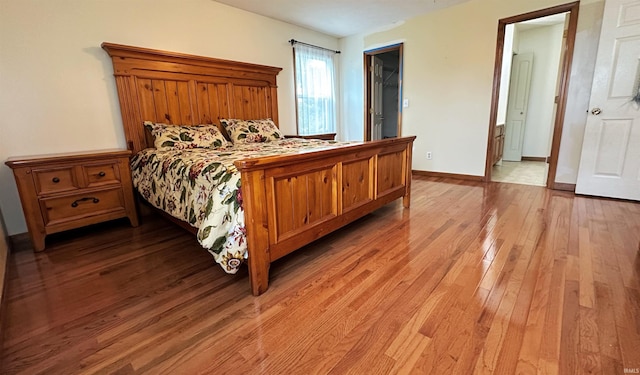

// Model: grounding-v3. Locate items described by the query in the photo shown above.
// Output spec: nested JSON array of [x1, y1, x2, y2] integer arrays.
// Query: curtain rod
[[289, 39, 341, 54]]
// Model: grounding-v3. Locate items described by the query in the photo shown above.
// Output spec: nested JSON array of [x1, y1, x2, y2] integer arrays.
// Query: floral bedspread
[[130, 138, 348, 273]]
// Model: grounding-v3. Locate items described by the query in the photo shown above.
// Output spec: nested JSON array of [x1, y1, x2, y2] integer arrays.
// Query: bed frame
[[102, 42, 415, 295]]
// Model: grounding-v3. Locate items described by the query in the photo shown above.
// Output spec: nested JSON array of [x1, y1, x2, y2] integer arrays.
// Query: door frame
[[484, 2, 579, 189], [364, 43, 404, 141]]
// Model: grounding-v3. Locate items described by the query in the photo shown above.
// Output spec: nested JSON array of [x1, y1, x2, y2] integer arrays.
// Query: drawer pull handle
[[98, 171, 106, 177], [71, 197, 99, 207], [52, 177, 60, 183]]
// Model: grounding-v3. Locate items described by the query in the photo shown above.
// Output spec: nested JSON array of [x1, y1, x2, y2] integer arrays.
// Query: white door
[[575, 0, 640, 200], [503, 52, 534, 161], [372, 56, 384, 141]]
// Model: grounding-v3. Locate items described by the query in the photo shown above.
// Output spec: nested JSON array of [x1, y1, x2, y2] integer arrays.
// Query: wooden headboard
[[101, 42, 283, 154]]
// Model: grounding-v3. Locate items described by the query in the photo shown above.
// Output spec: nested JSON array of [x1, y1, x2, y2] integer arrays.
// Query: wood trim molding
[[485, 21, 506, 181], [412, 170, 485, 182], [553, 182, 576, 192], [521, 156, 547, 162], [546, 3, 579, 189]]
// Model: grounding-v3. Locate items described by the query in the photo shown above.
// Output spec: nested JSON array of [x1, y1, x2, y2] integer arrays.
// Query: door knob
[[591, 107, 602, 115]]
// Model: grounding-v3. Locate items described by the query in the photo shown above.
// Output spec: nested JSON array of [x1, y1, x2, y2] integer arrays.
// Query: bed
[[102, 42, 415, 295]]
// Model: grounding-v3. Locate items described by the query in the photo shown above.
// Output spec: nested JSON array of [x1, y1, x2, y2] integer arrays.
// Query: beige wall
[[0, 0, 338, 235], [340, 0, 605, 179]]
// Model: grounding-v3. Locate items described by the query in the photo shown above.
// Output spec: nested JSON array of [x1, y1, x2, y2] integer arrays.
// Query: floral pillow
[[144, 121, 230, 150], [220, 118, 283, 144]]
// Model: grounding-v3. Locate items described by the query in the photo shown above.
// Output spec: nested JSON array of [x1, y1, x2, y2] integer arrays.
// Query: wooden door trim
[[364, 43, 404, 141], [484, 2, 579, 189]]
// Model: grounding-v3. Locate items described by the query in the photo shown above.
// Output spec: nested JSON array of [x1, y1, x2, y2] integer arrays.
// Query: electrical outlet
[[426, 152, 432, 160]]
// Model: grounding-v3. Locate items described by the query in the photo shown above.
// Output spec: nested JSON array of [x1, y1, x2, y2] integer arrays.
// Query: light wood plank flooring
[[2, 177, 639, 374]]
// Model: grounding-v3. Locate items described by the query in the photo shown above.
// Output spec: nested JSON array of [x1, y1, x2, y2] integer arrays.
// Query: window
[[293, 43, 337, 135]]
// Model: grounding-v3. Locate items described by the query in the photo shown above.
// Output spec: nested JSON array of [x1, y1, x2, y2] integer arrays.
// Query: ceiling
[[213, 0, 472, 38]]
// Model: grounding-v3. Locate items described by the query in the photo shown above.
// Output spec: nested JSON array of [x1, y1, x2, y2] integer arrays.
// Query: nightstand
[[5, 149, 139, 251]]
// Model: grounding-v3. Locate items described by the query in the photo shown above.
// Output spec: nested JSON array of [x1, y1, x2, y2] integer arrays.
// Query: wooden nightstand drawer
[[6, 149, 139, 251], [40, 188, 125, 225], [82, 161, 120, 187], [34, 167, 79, 195]]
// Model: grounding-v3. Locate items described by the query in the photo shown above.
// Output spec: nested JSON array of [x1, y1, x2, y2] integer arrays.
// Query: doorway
[[493, 13, 568, 186], [364, 44, 403, 141], [485, 2, 579, 189]]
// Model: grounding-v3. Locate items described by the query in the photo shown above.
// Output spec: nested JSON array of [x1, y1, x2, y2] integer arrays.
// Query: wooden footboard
[[235, 136, 415, 295]]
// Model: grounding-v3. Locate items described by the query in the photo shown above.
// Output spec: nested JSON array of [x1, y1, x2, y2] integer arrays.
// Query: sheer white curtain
[[293, 43, 337, 135]]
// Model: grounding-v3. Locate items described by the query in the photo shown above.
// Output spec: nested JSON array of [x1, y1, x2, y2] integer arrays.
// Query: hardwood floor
[[2, 177, 639, 374]]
